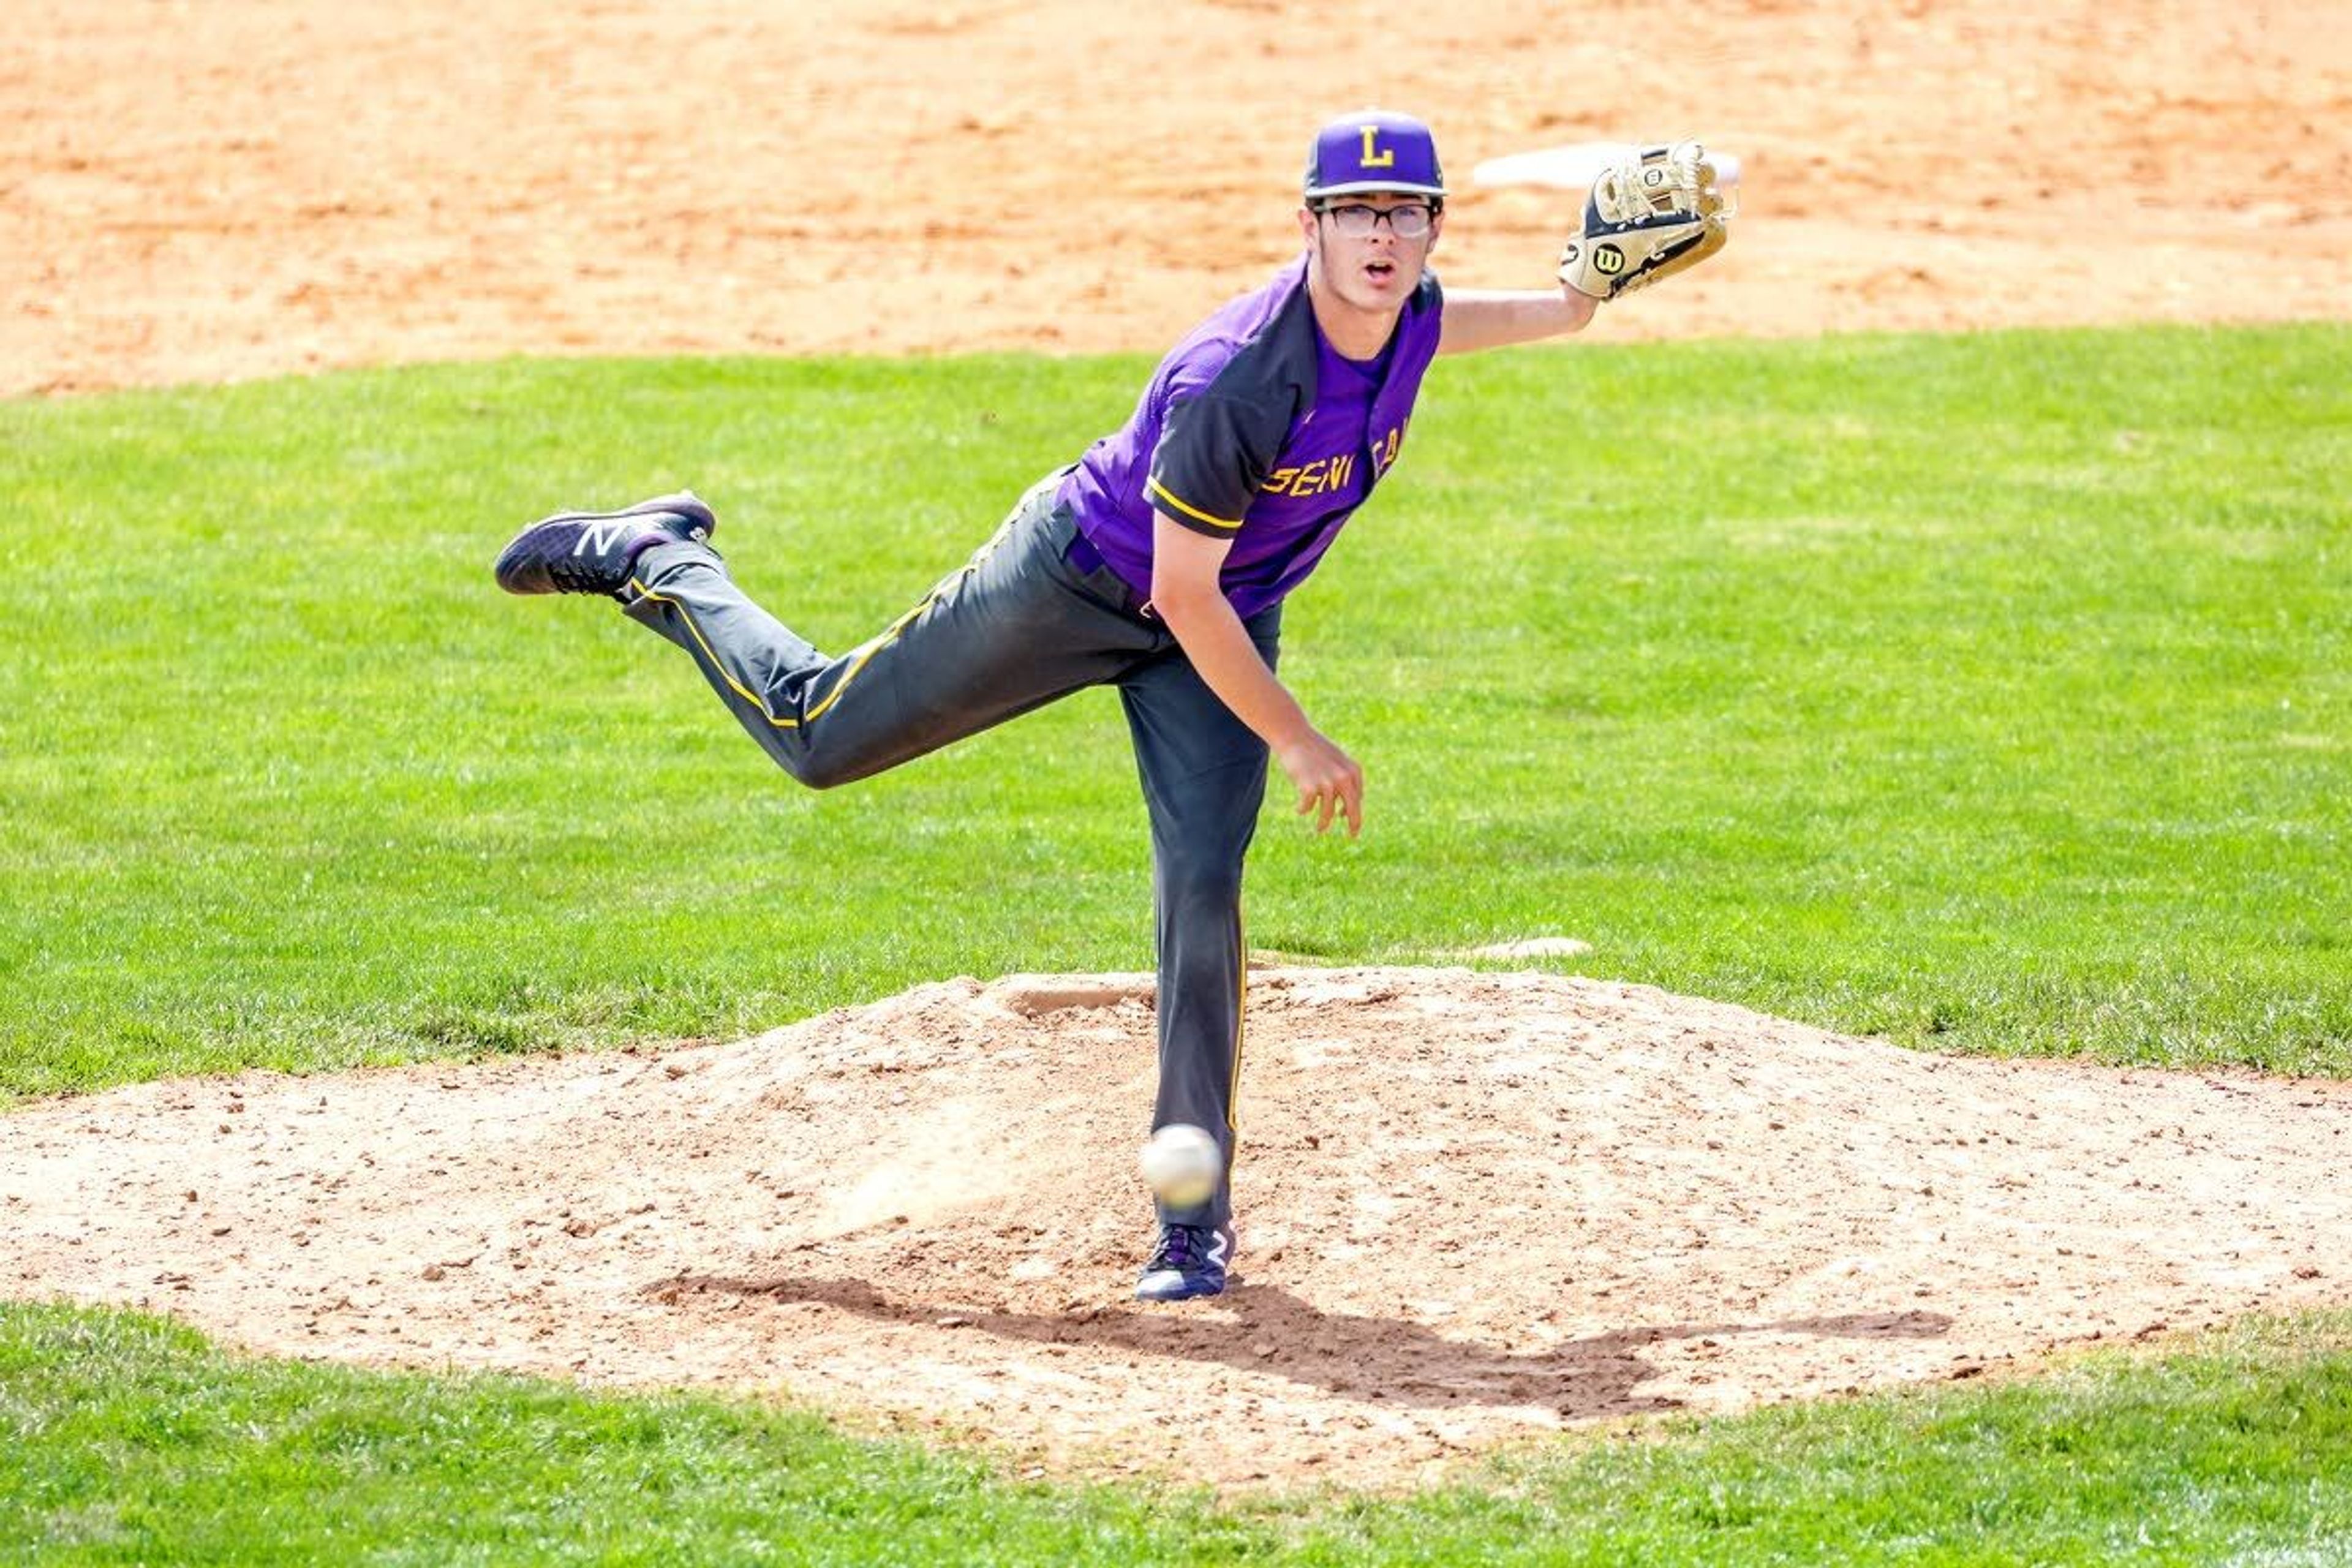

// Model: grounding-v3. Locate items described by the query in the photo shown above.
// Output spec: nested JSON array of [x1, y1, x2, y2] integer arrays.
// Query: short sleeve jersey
[[1056, 255, 1443, 621]]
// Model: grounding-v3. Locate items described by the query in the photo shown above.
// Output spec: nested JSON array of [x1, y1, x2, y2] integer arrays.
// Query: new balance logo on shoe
[[1134, 1220, 1235, 1302], [573, 519, 639, 557], [493, 491, 720, 599]]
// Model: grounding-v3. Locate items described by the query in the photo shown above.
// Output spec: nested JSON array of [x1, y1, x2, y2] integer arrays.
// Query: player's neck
[[1304, 271, 1402, 361]]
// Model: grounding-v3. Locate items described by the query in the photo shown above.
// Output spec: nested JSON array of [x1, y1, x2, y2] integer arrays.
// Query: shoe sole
[[1133, 1274, 1229, 1303]]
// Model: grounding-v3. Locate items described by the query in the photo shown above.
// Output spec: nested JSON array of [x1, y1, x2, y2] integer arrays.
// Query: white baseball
[[1139, 1123, 1222, 1208]]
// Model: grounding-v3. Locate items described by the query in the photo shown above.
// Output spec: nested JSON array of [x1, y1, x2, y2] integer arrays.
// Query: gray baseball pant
[[620, 475, 1278, 1228]]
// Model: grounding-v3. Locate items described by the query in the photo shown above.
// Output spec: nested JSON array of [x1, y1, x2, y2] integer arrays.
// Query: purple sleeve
[[1146, 392, 1288, 538]]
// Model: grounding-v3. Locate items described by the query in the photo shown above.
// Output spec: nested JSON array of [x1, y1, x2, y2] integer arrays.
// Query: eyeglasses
[[1317, 202, 1436, 239]]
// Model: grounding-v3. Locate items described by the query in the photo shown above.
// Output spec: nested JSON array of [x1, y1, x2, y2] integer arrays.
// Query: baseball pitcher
[[494, 111, 1731, 1301]]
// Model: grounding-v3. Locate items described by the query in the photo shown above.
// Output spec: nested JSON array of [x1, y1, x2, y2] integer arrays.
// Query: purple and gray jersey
[[1057, 255, 1444, 621]]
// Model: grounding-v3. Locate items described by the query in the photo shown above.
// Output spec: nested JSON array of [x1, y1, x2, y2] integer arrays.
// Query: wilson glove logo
[[1593, 243, 1626, 277]]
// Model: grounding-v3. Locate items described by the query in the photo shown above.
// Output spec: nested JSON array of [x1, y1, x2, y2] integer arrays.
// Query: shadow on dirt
[[655, 1271, 1951, 1419]]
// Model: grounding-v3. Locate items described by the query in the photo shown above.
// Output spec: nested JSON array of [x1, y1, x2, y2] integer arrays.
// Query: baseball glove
[[1558, 141, 1733, 301]]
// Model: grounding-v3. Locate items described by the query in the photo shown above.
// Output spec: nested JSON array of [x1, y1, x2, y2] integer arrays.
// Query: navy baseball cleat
[[494, 492, 717, 597], [1134, 1221, 1234, 1302]]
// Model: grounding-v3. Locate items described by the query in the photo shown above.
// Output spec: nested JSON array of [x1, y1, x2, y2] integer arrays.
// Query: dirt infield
[[9, 970, 2350, 1488], [6, 0, 2348, 396], [7, 0, 2352, 1496]]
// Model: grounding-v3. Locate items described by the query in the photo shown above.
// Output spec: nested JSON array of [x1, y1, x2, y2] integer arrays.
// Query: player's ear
[[1297, 205, 1318, 244]]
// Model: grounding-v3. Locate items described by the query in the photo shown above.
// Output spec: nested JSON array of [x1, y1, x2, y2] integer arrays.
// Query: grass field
[[4, 322, 2348, 1559], [2, 324, 2345, 1096], [5, 1305, 2348, 1563]]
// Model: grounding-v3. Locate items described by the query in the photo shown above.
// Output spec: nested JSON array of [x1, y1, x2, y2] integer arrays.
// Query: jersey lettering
[[1259, 453, 1354, 500]]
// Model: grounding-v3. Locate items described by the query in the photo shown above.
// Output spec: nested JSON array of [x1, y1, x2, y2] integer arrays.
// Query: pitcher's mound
[[7, 968, 2348, 1489]]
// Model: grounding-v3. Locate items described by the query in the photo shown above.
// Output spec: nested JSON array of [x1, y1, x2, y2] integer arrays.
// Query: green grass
[[1, 325, 2344, 1098], [4, 324, 2349, 1559], [4, 1302, 2348, 1564]]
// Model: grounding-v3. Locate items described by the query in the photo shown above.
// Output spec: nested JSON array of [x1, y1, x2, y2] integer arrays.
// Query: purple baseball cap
[[1302, 110, 1446, 203]]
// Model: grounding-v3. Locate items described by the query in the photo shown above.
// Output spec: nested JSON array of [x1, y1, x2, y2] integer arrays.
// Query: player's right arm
[[1150, 512, 1364, 837]]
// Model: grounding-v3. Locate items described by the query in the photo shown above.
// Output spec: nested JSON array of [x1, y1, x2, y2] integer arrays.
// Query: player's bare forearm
[[1152, 513, 1366, 834], [1152, 581, 1310, 748], [1156, 589, 1365, 837], [1434, 288, 1598, 356]]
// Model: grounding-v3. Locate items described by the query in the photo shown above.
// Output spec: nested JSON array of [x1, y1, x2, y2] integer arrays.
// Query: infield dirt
[[9, 970, 2350, 1488], [6, 0, 2350, 1495], [7, 0, 2348, 396]]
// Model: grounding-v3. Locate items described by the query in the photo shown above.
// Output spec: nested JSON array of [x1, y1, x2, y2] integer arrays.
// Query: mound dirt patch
[[8, 0, 2349, 396], [7, 967, 2348, 1489]]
